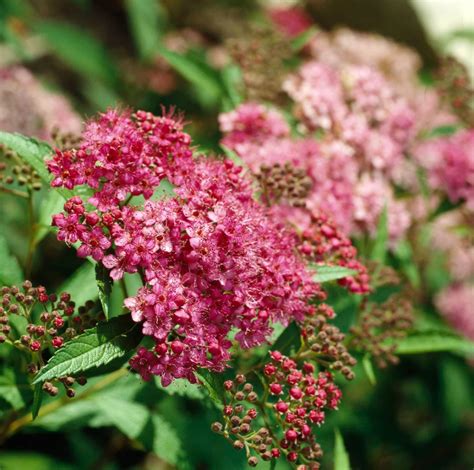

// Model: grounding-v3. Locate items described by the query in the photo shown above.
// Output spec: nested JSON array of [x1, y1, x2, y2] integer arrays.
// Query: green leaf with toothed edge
[[32, 314, 143, 384]]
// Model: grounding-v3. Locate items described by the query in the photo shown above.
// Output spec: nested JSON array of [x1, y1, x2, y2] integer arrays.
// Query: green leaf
[[95, 264, 112, 319], [272, 322, 301, 356], [0, 132, 57, 188], [156, 45, 223, 106], [396, 333, 474, 356], [362, 354, 376, 386], [125, 0, 166, 60], [334, 428, 351, 470], [37, 21, 118, 85], [149, 414, 183, 465], [0, 452, 74, 470], [443, 28, 474, 44], [58, 263, 98, 307], [33, 314, 143, 384], [196, 369, 225, 407], [371, 205, 388, 264], [310, 264, 358, 283], [0, 233, 22, 286], [0, 376, 26, 410], [291, 26, 318, 51], [393, 240, 420, 288], [31, 383, 43, 420], [94, 395, 149, 439], [155, 377, 204, 400], [425, 124, 461, 138], [34, 191, 65, 244]]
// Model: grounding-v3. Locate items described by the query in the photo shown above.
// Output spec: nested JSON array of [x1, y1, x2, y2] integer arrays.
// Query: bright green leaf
[[291, 26, 318, 51], [34, 190, 64, 244], [334, 428, 351, 470], [310, 264, 358, 283], [149, 414, 183, 465], [33, 314, 143, 384], [155, 377, 204, 400], [396, 333, 474, 356], [58, 263, 98, 307]]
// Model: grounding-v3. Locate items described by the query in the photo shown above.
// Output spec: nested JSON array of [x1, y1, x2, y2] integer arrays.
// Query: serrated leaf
[[334, 428, 351, 470], [95, 264, 112, 318], [33, 314, 142, 383], [396, 333, 474, 356], [37, 21, 118, 85], [125, 0, 166, 61], [362, 354, 376, 386], [148, 414, 183, 465], [309, 264, 358, 283], [371, 205, 388, 264], [58, 263, 98, 307], [0, 233, 23, 286], [196, 369, 225, 406]]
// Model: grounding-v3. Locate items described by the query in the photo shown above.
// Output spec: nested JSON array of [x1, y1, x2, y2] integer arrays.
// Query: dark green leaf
[[37, 21, 118, 85], [0, 376, 26, 410], [196, 369, 226, 406], [31, 383, 43, 420], [272, 322, 301, 356], [334, 428, 351, 470], [95, 264, 112, 319], [148, 414, 183, 465], [426, 124, 462, 138], [0, 233, 22, 286], [33, 314, 143, 383], [310, 264, 358, 283]]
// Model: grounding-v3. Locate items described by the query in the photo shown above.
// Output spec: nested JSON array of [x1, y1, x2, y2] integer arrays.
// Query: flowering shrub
[[0, 2, 473, 470]]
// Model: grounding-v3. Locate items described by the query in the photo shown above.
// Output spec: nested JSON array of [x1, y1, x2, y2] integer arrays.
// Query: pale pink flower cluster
[[435, 284, 474, 341], [219, 102, 411, 244], [48, 109, 324, 386], [0, 67, 81, 139], [415, 129, 474, 210]]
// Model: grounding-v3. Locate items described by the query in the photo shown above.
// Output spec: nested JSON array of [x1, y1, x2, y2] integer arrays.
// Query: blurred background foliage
[[0, 0, 473, 469]]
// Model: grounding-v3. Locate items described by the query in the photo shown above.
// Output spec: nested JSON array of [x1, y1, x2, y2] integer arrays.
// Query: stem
[[25, 190, 36, 279], [0, 186, 29, 198], [2, 368, 128, 441]]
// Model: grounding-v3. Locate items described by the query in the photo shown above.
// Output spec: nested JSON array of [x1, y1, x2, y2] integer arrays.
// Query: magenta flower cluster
[[48, 109, 323, 386]]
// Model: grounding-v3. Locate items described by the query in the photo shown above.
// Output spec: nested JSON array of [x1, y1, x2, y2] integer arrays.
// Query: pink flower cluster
[[415, 129, 474, 210], [0, 67, 81, 139], [435, 283, 474, 341], [219, 102, 411, 244], [47, 109, 193, 211], [48, 109, 325, 386]]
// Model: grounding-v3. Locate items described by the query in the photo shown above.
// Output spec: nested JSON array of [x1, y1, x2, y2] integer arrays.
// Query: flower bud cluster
[[227, 24, 291, 103], [256, 162, 313, 207], [0, 281, 101, 396], [301, 305, 357, 380], [436, 55, 474, 127], [350, 294, 414, 367], [0, 144, 42, 191], [213, 351, 342, 468]]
